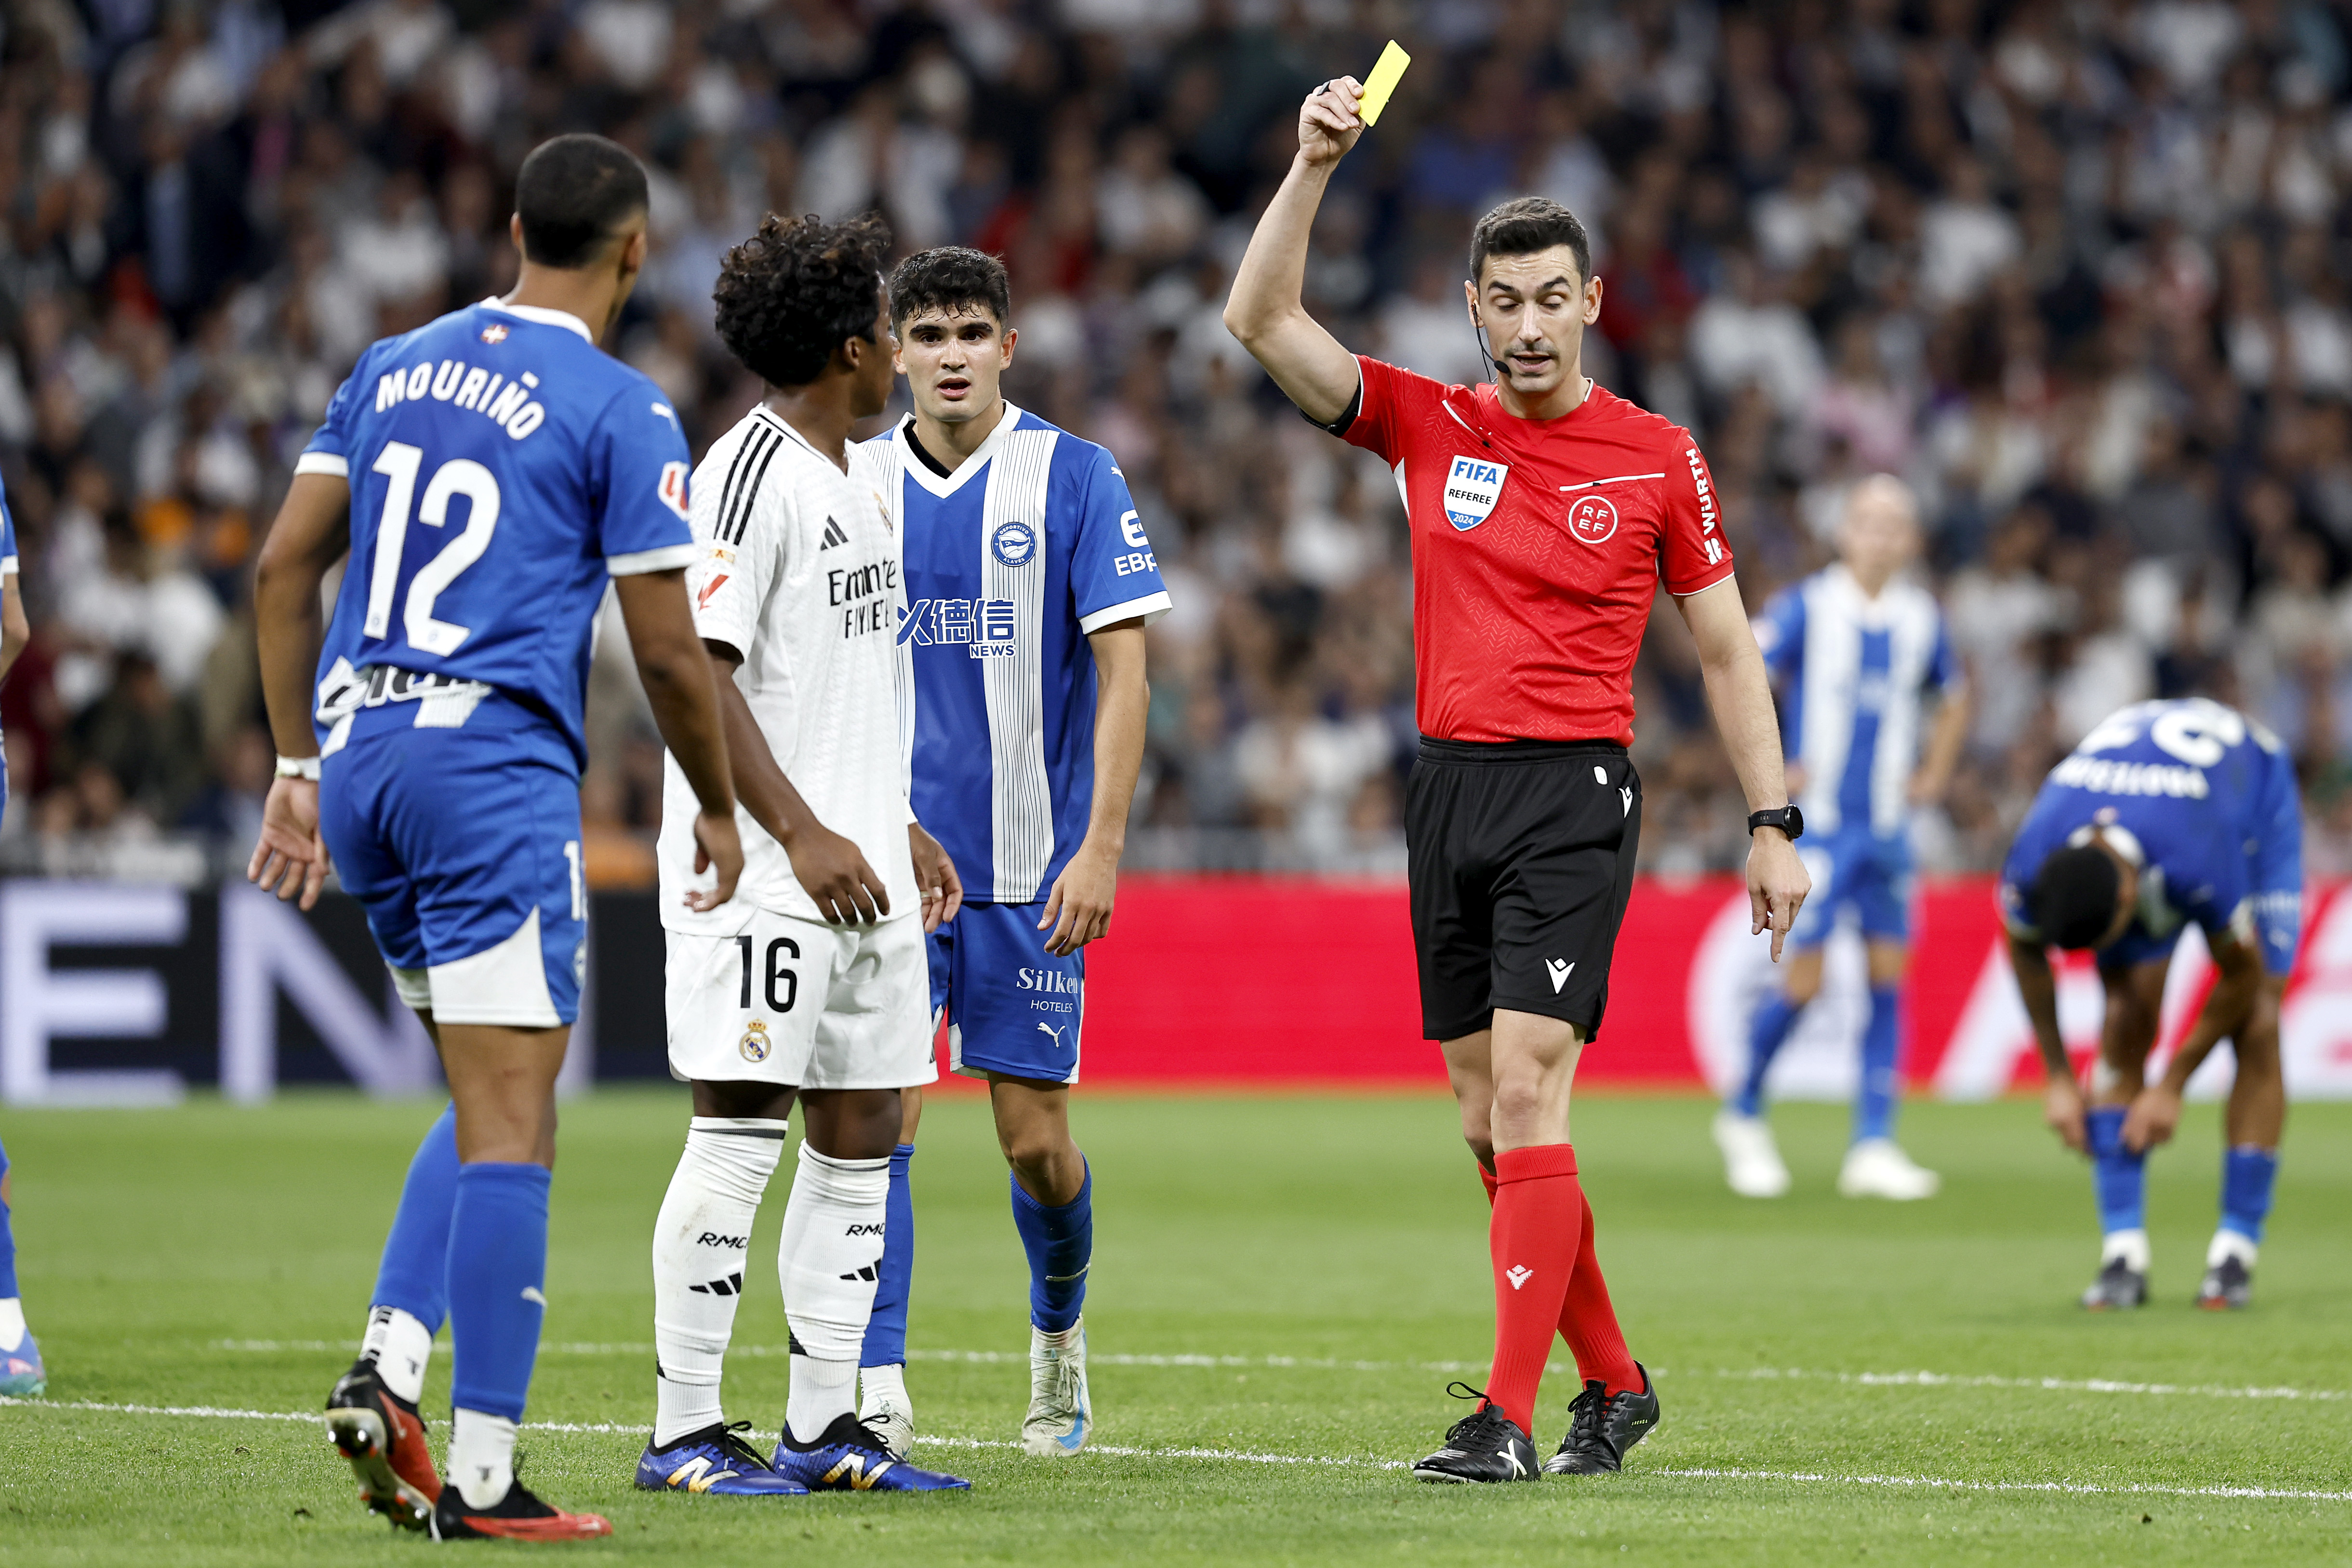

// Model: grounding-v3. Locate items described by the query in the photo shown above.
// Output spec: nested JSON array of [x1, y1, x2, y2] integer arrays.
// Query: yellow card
[[1357, 40, 1411, 126]]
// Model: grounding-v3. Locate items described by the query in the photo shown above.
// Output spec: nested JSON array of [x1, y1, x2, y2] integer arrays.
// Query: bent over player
[[638, 213, 968, 1495], [1226, 82, 1808, 1483], [1714, 476, 1967, 1201], [246, 134, 744, 1538], [2000, 697, 2299, 1311], [850, 247, 1166, 1458]]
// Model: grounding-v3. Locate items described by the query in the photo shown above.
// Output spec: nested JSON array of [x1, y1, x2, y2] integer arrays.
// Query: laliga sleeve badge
[[1443, 456, 1507, 530], [991, 518, 1038, 566], [739, 1019, 771, 1063]]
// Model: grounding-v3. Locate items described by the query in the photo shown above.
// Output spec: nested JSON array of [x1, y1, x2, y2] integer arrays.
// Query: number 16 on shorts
[[663, 913, 936, 1090]]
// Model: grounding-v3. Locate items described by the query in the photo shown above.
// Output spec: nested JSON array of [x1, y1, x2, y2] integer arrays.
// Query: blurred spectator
[[0, 0, 2344, 884]]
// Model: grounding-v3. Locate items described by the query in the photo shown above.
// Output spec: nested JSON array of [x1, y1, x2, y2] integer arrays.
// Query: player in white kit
[[638, 213, 968, 1495]]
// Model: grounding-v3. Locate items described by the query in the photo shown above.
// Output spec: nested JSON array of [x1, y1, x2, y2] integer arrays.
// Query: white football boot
[[857, 1363, 914, 1460], [1712, 1109, 1792, 1198], [1022, 1320, 1091, 1458], [1837, 1138, 1941, 1200]]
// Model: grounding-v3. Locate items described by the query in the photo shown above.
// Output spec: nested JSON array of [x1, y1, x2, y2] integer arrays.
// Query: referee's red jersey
[[1338, 356, 1735, 745]]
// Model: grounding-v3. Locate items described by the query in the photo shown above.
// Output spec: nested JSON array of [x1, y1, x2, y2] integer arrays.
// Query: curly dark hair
[[712, 212, 892, 387], [889, 246, 1011, 329]]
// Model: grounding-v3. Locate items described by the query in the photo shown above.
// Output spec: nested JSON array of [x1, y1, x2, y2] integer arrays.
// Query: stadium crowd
[[3, 0, 2352, 882]]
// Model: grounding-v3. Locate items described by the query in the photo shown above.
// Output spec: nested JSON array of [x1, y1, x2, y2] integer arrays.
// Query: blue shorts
[[319, 695, 585, 1027], [1790, 826, 1913, 950], [930, 901, 1084, 1084]]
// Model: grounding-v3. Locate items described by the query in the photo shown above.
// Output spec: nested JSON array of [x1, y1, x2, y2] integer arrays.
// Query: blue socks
[[861, 1143, 917, 1368], [1853, 983, 1900, 1144], [446, 1162, 551, 1422], [1736, 992, 1802, 1117], [1011, 1162, 1092, 1334], [374, 1103, 459, 1331], [2219, 1146, 2279, 1243], [2085, 1106, 2146, 1237], [0, 1135, 17, 1301]]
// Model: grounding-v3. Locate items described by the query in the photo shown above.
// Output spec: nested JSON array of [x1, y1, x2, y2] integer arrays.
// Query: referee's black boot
[[1542, 1364, 1660, 1475], [1410, 1384, 1539, 1483]]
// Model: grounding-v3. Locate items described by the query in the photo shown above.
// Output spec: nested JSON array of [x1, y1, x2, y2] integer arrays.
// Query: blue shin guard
[[1735, 993, 1803, 1118], [860, 1143, 916, 1368], [445, 1162, 551, 1422], [2219, 1146, 2279, 1244], [373, 1103, 459, 1330], [1853, 983, 1900, 1144], [2084, 1107, 2146, 1238], [1011, 1163, 1092, 1334]]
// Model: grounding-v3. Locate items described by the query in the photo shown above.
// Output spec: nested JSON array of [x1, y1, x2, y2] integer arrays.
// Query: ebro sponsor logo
[[1016, 968, 1081, 995], [1443, 455, 1507, 530]]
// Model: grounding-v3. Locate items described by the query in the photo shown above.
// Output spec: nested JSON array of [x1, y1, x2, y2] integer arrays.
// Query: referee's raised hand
[[1299, 77, 1365, 167], [1748, 829, 1810, 963]]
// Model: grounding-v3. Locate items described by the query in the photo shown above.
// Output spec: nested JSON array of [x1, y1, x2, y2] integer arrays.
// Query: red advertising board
[[1068, 876, 2352, 1099]]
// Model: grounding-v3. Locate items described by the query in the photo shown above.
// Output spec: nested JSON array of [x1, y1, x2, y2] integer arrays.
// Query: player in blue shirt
[[1715, 478, 1969, 1201], [849, 249, 1169, 1459], [2000, 697, 2300, 1311], [0, 479, 41, 1400], [245, 135, 743, 1539]]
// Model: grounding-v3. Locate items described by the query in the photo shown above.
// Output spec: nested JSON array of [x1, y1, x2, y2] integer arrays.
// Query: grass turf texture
[[0, 1090, 2346, 1565]]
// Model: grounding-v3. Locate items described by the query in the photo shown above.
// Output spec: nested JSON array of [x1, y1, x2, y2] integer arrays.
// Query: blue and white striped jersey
[[1754, 565, 1958, 838], [298, 300, 696, 772], [0, 477, 16, 580], [856, 404, 1171, 904]]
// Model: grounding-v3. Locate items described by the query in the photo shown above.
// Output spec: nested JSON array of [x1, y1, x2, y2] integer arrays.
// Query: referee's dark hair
[[1469, 197, 1593, 289], [890, 247, 1011, 329], [712, 212, 892, 388], [514, 134, 649, 269], [2030, 843, 2124, 949]]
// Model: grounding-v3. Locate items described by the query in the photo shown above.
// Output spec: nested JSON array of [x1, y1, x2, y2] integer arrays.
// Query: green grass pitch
[[1, 1088, 2347, 1565]]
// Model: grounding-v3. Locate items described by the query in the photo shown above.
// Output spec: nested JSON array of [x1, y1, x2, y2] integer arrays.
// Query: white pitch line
[[5, 1395, 2343, 1502], [205, 1341, 2351, 1403]]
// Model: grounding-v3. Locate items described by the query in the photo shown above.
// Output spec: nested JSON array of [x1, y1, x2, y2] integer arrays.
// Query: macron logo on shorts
[[1506, 1265, 1533, 1290], [1546, 959, 1574, 993]]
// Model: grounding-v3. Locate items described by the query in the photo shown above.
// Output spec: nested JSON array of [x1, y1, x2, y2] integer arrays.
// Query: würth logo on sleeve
[[1444, 456, 1507, 530], [1564, 495, 1619, 545]]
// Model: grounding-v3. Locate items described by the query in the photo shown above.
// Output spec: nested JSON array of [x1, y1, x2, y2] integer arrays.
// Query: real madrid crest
[[739, 1019, 771, 1063]]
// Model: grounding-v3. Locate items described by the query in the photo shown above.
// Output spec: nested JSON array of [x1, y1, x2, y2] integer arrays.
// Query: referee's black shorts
[[1404, 737, 1643, 1043]]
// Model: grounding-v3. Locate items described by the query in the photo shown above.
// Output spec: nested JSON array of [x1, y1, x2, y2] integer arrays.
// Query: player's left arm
[[1678, 575, 1809, 961], [0, 574, 25, 683], [1040, 619, 1147, 957], [2122, 919, 2265, 1152], [247, 471, 352, 910]]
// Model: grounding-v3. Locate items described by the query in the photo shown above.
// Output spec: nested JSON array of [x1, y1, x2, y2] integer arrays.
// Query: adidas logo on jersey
[[818, 516, 849, 549]]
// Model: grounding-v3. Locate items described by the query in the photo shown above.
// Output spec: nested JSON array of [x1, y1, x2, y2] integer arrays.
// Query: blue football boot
[[772, 1412, 971, 1491], [0, 1330, 45, 1397], [636, 1421, 808, 1495]]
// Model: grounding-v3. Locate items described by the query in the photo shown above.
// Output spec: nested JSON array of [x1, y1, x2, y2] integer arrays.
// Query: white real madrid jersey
[[660, 405, 917, 930]]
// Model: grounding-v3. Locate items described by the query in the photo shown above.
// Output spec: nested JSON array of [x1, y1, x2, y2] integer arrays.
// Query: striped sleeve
[[685, 425, 788, 660]]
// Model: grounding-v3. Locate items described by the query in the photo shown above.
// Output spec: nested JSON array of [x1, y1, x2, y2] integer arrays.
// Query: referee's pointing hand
[[1748, 828, 1810, 964]]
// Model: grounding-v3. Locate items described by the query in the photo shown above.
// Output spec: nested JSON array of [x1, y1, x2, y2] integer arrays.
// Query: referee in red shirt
[[1226, 78, 1810, 1483]]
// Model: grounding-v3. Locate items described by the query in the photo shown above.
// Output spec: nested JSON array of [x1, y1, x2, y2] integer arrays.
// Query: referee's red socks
[[1479, 1147, 1640, 1436]]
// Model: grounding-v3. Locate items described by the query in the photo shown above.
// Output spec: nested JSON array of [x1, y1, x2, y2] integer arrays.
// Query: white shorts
[[664, 909, 936, 1090]]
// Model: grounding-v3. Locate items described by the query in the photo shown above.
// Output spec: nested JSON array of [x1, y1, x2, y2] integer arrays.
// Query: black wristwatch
[[1748, 805, 1804, 841]]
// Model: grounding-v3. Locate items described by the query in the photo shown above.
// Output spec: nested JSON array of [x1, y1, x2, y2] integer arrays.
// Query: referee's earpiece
[[1465, 286, 1503, 386]]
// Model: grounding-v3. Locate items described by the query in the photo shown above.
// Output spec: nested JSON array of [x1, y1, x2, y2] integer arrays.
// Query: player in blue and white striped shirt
[[849, 248, 1169, 1460], [0, 478, 41, 1401], [1713, 477, 1970, 1202]]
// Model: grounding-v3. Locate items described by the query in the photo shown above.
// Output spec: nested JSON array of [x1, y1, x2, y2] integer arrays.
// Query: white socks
[[0, 1299, 24, 1353], [360, 1304, 435, 1406], [2207, 1229, 2259, 1269], [651, 1117, 788, 1447], [2102, 1228, 2152, 1273], [449, 1408, 520, 1509], [779, 1143, 890, 1444], [859, 1361, 908, 1419]]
